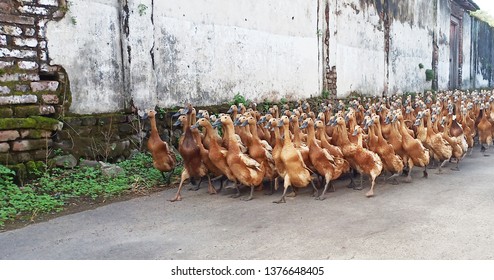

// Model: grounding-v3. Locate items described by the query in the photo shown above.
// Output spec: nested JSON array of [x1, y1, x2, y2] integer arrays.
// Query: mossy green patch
[[0, 118, 37, 130], [0, 107, 13, 118], [14, 106, 40, 118], [30, 116, 62, 130]]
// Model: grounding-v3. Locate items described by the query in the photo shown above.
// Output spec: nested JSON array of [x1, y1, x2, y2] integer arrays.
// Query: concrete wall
[[47, 0, 126, 114], [387, 0, 435, 93], [462, 12, 473, 89], [470, 17, 494, 88], [331, 0, 386, 97], [45, 0, 322, 113], [38, 0, 494, 113]]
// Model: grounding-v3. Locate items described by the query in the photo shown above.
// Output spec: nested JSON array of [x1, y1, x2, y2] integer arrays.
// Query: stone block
[[15, 84, 30, 92], [15, 105, 41, 118], [0, 14, 35, 25], [18, 5, 50, 16], [0, 73, 19, 82], [0, 85, 10, 94], [53, 154, 78, 168], [19, 73, 40, 81], [81, 117, 97, 126], [0, 48, 37, 59], [38, 0, 59, 6], [0, 25, 23, 36], [0, 152, 14, 164], [39, 105, 55, 115], [18, 60, 38, 70], [24, 28, 36, 37], [41, 94, 59, 104], [0, 107, 13, 117], [0, 35, 6, 46], [31, 81, 59, 92], [0, 95, 37, 105], [15, 152, 33, 162], [12, 139, 52, 152], [0, 143, 10, 153], [62, 117, 82, 127], [0, 130, 20, 141], [13, 37, 38, 48], [0, 61, 14, 68], [20, 129, 52, 139], [30, 116, 63, 131], [33, 149, 50, 161]]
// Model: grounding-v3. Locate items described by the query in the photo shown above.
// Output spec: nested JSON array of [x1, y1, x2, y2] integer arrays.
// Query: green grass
[[0, 152, 178, 228]]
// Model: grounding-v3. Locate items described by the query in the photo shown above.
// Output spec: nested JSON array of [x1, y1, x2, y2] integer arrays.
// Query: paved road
[[1, 149, 494, 260]]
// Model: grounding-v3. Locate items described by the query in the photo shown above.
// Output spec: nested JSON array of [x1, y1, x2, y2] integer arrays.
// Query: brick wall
[[0, 0, 69, 165], [0, 0, 142, 168]]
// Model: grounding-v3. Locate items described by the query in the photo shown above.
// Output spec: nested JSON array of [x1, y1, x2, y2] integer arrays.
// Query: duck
[[274, 115, 317, 203], [213, 115, 265, 201], [301, 118, 349, 200], [366, 114, 404, 184], [145, 109, 177, 184], [170, 104, 210, 202]]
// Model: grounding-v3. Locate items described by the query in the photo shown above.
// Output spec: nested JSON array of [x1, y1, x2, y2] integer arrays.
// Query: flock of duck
[[144, 89, 494, 203]]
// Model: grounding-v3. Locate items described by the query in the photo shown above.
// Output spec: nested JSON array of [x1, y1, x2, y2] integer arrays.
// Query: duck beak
[[227, 108, 233, 114], [172, 111, 181, 118], [173, 119, 182, 127], [352, 128, 358, 136], [182, 107, 189, 114], [300, 122, 308, 129], [140, 112, 149, 120], [212, 119, 222, 128], [414, 119, 421, 126], [384, 116, 390, 124], [277, 119, 284, 127], [240, 120, 249, 127], [257, 117, 266, 125], [196, 112, 203, 119], [191, 123, 199, 129], [233, 118, 241, 126]]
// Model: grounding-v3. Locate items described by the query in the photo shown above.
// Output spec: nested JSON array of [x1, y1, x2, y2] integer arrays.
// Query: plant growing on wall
[[418, 63, 424, 69], [138, 4, 148, 16], [322, 90, 330, 99], [425, 69, 435, 82]]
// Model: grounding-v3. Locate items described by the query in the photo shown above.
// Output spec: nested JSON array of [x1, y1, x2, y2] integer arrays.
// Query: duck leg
[[316, 177, 332, 200], [436, 160, 448, 174], [242, 186, 255, 201], [404, 159, 414, 183], [366, 175, 376, 197], [231, 182, 241, 198], [169, 169, 189, 202], [346, 169, 357, 188], [274, 177, 290, 204], [451, 159, 460, 171], [188, 177, 203, 191], [386, 172, 401, 185], [352, 174, 364, 190], [166, 168, 174, 185], [206, 175, 217, 195], [265, 178, 275, 195]]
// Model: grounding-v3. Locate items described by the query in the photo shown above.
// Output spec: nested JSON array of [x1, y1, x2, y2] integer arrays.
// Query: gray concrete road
[[1, 149, 494, 260]]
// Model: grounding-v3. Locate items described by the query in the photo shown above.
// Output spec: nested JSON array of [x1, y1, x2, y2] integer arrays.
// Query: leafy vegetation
[[0, 152, 177, 228], [229, 92, 250, 106], [138, 4, 148, 16], [470, 10, 494, 27], [425, 69, 435, 82]]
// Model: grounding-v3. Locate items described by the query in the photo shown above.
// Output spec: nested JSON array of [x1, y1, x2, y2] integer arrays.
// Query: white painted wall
[[436, 0, 451, 90], [387, 0, 435, 94], [332, 0, 386, 97], [462, 13, 473, 89], [47, 0, 126, 114], [130, 0, 320, 110]]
